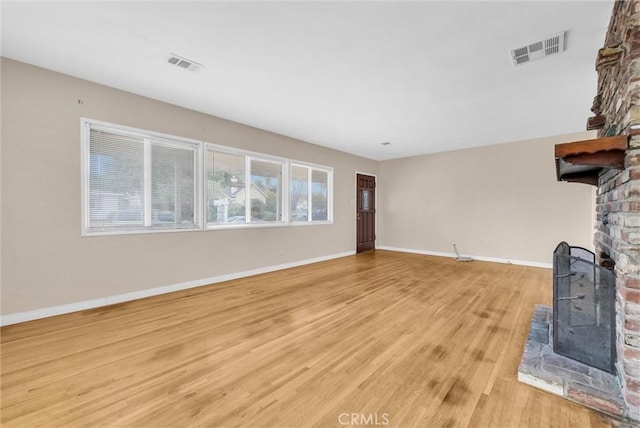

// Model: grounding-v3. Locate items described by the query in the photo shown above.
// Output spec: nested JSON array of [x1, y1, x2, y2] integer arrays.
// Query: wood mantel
[[555, 135, 628, 185]]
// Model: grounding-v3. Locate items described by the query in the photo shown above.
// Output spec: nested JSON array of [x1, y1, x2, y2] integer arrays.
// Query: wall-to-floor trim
[[1, 251, 355, 326], [377, 246, 552, 269]]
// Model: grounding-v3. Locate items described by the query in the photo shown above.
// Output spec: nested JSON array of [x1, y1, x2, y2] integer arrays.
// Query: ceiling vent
[[510, 31, 566, 66], [167, 54, 203, 72]]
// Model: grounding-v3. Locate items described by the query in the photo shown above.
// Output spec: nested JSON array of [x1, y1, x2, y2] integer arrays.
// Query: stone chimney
[[593, 0, 640, 419]]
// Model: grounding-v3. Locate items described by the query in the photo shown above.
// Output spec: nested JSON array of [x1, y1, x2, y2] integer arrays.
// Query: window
[[290, 166, 309, 221], [207, 151, 246, 225], [290, 163, 332, 223], [83, 121, 201, 234], [206, 146, 285, 226], [82, 119, 333, 234], [250, 159, 283, 222]]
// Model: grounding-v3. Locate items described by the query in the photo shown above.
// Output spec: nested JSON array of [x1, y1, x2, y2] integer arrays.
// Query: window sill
[[83, 220, 334, 236], [290, 221, 334, 227], [82, 226, 202, 237]]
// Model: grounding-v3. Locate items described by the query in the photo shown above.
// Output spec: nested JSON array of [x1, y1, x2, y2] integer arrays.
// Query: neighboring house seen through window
[[206, 149, 285, 225]]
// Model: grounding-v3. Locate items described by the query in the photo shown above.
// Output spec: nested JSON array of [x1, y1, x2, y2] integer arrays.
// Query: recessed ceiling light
[[167, 53, 204, 72]]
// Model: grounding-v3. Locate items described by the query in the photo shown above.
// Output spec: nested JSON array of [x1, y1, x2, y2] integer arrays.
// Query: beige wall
[[1, 57, 597, 317], [377, 132, 596, 265], [1, 58, 378, 315]]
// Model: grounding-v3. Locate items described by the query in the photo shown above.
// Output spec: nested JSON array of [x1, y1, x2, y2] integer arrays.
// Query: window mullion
[[282, 161, 289, 223], [144, 139, 152, 227], [307, 168, 312, 222], [328, 170, 333, 222], [245, 156, 251, 223], [199, 146, 205, 229], [277, 164, 283, 222]]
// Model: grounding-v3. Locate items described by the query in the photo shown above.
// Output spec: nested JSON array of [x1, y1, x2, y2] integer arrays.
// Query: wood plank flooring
[[1, 250, 619, 427]]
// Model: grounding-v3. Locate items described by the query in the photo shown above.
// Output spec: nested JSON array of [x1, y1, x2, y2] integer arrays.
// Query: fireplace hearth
[[553, 242, 616, 374], [518, 305, 626, 419], [517, 243, 626, 419]]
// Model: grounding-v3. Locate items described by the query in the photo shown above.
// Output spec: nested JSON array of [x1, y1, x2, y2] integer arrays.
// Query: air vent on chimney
[[167, 53, 203, 72], [510, 31, 566, 66]]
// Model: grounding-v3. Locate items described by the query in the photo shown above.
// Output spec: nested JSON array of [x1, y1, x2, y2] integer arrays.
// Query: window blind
[[87, 127, 198, 232]]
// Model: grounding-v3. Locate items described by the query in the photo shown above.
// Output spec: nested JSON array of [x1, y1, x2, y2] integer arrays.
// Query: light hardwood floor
[[1, 251, 620, 427]]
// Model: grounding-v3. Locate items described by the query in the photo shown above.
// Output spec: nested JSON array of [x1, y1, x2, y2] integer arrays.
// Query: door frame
[[355, 171, 377, 252]]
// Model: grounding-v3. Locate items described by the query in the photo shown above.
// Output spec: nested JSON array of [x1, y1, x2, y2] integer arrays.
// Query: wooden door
[[356, 174, 376, 253]]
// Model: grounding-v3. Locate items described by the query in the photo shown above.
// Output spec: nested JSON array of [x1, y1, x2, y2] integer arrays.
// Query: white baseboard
[[376, 246, 552, 269], [1, 251, 355, 326]]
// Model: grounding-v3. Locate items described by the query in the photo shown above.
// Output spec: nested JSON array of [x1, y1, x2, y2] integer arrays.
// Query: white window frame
[[81, 118, 203, 236], [289, 161, 334, 225], [81, 119, 334, 236], [204, 143, 289, 229]]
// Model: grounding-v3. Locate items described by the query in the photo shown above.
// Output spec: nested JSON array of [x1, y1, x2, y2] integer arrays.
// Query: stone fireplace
[[519, 0, 640, 422], [593, 0, 640, 419]]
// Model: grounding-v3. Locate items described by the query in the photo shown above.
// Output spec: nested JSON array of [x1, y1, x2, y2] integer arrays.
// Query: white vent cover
[[167, 53, 203, 72], [510, 31, 566, 66]]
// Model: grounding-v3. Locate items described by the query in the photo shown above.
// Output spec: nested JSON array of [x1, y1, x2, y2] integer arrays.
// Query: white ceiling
[[1, 1, 613, 160]]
